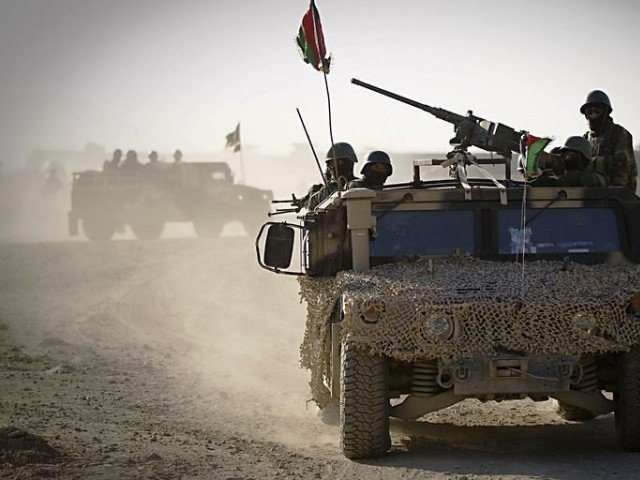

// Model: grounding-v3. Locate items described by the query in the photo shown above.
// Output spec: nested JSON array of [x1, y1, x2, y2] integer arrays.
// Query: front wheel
[[193, 215, 223, 238], [340, 341, 390, 459], [615, 346, 640, 450]]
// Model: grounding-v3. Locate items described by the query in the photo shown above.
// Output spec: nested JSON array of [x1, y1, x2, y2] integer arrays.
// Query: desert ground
[[2, 222, 640, 479]]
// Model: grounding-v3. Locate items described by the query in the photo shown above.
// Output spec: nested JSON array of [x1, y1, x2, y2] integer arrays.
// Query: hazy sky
[[1, 0, 639, 165]]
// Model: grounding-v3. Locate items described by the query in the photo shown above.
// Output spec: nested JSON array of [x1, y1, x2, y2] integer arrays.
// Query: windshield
[[370, 210, 475, 257], [498, 207, 620, 254]]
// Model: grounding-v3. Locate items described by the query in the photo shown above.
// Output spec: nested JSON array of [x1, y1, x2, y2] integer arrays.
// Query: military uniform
[[533, 136, 607, 188], [307, 175, 354, 209], [585, 117, 637, 191], [531, 164, 607, 187], [304, 143, 359, 210]]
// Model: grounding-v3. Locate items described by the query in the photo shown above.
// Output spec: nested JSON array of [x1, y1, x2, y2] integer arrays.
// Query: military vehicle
[[256, 80, 640, 459], [69, 162, 272, 241]]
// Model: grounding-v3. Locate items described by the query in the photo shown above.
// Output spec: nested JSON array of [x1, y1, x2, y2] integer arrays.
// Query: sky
[[1, 0, 639, 167]]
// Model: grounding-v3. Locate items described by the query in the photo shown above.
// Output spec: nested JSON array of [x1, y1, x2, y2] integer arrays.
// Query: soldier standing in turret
[[306, 142, 358, 209], [103, 149, 122, 171], [580, 90, 637, 191], [347, 151, 392, 189], [121, 150, 141, 169]]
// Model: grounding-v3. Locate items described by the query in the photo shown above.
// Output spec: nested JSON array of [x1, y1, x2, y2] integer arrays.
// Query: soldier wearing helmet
[[580, 90, 637, 191], [347, 151, 392, 189], [103, 149, 122, 171], [121, 150, 141, 169], [305, 142, 360, 210], [533, 136, 607, 187], [173, 149, 183, 164], [148, 151, 159, 164]]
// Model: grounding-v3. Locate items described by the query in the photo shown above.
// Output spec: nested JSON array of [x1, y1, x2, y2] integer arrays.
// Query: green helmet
[[361, 150, 392, 175], [325, 142, 357, 163], [560, 136, 592, 160], [580, 90, 612, 114]]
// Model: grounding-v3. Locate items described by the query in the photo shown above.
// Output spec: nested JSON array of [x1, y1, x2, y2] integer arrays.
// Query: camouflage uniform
[[531, 164, 607, 188], [533, 136, 607, 188], [346, 175, 384, 190], [307, 175, 354, 210], [585, 117, 637, 192]]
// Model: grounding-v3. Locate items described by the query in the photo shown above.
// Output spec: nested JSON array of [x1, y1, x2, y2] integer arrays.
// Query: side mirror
[[265, 224, 294, 268], [256, 222, 305, 275]]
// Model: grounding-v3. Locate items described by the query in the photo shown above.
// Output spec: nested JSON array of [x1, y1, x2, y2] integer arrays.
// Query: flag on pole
[[225, 123, 241, 152], [296, 1, 331, 73], [519, 133, 552, 176]]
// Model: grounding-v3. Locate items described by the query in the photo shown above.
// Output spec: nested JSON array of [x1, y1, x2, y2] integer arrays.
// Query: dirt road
[[1, 237, 639, 479]]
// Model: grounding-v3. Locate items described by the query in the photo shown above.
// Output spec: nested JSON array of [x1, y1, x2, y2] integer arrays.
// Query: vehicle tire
[[82, 215, 117, 241], [340, 340, 390, 459], [193, 215, 223, 238], [130, 221, 164, 240], [615, 346, 640, 451], [556, 401, 597, 421]]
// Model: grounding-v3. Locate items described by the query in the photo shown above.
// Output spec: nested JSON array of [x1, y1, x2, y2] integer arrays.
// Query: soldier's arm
[[592, 128, 634, 187]]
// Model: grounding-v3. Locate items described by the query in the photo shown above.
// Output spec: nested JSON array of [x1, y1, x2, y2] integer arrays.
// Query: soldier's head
[[113, 149, 123, 161], [325, 142, 357, 179], [125, 150, 137, 162], [361, 151, 392, 185], [580, 90, 612, 130], [560, 136, 592, 171], [173, 149, 183, 163], [148, 151, 158, 163]]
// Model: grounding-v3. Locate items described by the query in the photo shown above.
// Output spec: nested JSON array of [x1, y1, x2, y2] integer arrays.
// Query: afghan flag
[[225, 123, 241, 152], [296, 1, 330, 73], [519, 133, 552, 176]]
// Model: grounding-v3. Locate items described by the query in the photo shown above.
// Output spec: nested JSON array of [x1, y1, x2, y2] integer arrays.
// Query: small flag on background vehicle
[[225, 123, 241, 152], [519, 133, 552, 176], [296, 1, 331, 73]]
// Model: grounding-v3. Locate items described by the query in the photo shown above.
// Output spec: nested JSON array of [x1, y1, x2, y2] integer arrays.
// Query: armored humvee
[[69, 162, 272, 241], [256, 81, 640, 459]]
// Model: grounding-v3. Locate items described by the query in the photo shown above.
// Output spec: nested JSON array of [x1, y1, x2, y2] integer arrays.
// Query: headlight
[[423, 314, 454, 341], [572, 312, 597, 334], [359, 303, 381, 325]]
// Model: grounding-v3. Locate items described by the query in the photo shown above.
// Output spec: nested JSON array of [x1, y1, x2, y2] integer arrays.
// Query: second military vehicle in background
[[69, 162, 272, 241]]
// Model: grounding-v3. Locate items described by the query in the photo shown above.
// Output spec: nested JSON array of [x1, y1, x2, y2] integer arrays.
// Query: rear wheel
[[340, 341, 390, 459], [193, 215, 223, 238], [82, 215, 117, 241], [615, 347, 640, 450]]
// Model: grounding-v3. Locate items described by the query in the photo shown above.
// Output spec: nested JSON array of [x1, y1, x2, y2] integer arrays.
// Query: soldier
[[580, 90, 637, 191], [532, 136, 607, 187], [347, 150, 392, 189], [103, 149, 122, 171], [306, 142, 359, 209], [148, 150, 159, 164], [121, 150, 141, 169], [40, 168, 63, 196], [173, 149, 183, 164]]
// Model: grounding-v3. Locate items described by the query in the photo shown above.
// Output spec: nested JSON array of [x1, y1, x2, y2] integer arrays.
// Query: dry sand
[[1, 235, 640, 479]]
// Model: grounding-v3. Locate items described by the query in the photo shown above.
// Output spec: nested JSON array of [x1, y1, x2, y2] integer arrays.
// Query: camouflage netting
[[299, 256, 640, 407]]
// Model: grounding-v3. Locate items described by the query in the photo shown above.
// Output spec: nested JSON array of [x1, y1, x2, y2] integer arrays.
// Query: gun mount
[[351, 78, 523, 157]]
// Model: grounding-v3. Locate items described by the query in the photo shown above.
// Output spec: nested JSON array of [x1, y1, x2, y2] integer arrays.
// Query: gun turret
[[351, 78, 522, 157]]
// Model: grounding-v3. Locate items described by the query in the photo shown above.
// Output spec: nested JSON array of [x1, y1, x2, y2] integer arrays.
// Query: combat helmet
[[560, 136, 593, 160], [113, 149, 123, 159], [148, 150, 158, 162], [580, 90, 612, 114], [326, 142, 357, 163], [173, 149, 183, 162], [361, 150, 392, 175]]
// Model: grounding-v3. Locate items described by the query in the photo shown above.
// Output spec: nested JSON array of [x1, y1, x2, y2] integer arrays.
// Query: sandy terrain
[[2, 235, 640, 479]]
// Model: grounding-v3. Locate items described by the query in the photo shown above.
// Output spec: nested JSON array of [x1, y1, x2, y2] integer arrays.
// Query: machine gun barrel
[[351, 78, 471, 127]]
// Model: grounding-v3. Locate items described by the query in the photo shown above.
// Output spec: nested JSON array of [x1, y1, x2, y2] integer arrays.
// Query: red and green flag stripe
[[296, 1, 330, 73], [520, 133, 552, 175]]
